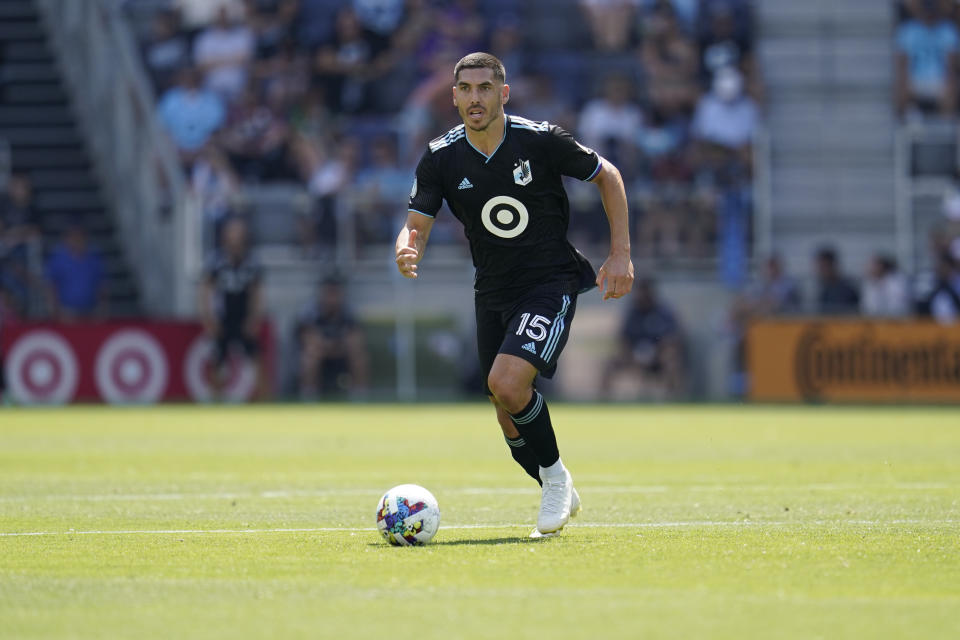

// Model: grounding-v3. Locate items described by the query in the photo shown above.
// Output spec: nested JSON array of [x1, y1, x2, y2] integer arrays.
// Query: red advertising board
[[1, 321, 274, 404]]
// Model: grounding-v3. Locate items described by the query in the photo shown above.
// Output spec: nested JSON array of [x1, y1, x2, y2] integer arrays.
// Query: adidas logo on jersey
[[458, 177, 473, 190], [521, 342, 537, 355]]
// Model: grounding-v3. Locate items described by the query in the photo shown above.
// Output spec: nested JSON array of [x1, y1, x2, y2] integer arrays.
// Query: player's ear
[[502, 83, 510, 105]]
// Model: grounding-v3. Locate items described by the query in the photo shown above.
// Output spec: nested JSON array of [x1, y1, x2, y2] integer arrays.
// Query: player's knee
[[487, 372, 529, 414]]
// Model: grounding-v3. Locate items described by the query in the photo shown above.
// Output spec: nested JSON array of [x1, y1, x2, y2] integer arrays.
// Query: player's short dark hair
[[454, 52, 506, 84]]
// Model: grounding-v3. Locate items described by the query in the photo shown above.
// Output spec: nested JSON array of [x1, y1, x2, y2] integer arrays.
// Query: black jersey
[[408, 115, 601, 301], [204, 253, 262, 327]]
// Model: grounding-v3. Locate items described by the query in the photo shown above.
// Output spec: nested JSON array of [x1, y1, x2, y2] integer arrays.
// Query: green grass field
[[1, 404, 958, 639]]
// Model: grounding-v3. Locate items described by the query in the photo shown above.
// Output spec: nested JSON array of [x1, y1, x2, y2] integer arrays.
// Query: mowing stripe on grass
[[0, 482, 952, 503], [1, 519, 957, 537]]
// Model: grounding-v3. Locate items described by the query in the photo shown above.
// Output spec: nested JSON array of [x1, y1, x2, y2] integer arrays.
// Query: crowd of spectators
[[124, 0, 767, 399], [0, 174, 108, 323], [132, 0, 763, 278]]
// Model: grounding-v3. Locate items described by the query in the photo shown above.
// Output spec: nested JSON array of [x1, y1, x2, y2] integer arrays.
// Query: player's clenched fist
[[396, 229, 419, 278]]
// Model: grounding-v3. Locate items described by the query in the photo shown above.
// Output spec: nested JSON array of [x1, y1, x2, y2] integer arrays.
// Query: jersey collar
[[465, 115, 507, 164]]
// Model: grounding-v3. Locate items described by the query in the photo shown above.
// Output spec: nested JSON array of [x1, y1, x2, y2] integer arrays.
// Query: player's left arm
[[591, 157, 634, 301]]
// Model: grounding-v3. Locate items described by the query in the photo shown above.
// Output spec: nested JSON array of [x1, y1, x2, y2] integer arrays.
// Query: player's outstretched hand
[[396, 229, 420, 279], [596, 252, 634, 301]]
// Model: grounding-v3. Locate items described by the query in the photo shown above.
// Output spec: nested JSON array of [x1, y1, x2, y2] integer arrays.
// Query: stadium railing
[[752, 125, 773, 264], [35, 0, 201, 317], [894, 120, 956, 275]]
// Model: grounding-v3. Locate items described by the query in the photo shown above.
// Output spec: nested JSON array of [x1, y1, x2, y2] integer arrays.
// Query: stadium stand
[[0, 0, 141, 316]]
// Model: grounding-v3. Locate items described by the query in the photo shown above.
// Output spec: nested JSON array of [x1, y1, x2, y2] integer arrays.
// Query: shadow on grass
[[368, 536, 550, 547]]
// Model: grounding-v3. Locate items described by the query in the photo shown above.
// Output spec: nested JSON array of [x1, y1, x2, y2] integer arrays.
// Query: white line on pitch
[[0, 482, 953, 503], [1, 519, 957, 538]]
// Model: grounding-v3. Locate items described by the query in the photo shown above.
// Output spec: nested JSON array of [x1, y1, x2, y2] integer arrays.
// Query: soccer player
[[395, 53, 634, 536], [199, 216, 266, 400]]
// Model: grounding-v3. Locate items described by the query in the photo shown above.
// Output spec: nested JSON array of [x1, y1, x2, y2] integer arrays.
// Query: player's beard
[[462, 104, 499, 132]]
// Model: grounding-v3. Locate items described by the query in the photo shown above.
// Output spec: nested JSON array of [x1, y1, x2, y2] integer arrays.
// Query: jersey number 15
[[516, 313, 552, 341]]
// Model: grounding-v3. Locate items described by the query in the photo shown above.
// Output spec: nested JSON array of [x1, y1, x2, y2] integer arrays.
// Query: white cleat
[[537, 467, 573, 534], [530, 487, 579, 538]]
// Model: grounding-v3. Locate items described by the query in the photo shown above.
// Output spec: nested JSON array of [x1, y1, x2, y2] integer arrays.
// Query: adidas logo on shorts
[[458, 177, 473, 190], [522, 342, 537, 355]]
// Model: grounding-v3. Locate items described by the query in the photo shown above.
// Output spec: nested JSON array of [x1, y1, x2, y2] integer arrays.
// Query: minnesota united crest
[[513, 159, 532, 186]]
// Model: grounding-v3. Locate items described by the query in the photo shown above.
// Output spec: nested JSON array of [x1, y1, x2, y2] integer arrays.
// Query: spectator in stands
[[691, 66, 759, 171], [174, 0, 243, 31], [728, 254, 801, 396], [44, 225, 107, 321], [295, 275, 368, 399], [639, 0, 700, 116], [199, 216, 267, 399], [0, 174, 41, 315], [293, 136, 361, 254], [353, 136, 412, 244], [157, 67, 226, 163], [314, 6, 382, 114], [814, 246, 860, 315], [636, 105, 692, 184], [919, 249, 960, 323], [142, 9, 191, 92], [219, 82, 292, 182], [600, 277, 685, 399], [747, 254, 802, 316], [190, 145, 242, 251], [247, 0, 299, 61], [698, 0, 762, 100], [578, 74, 644, 178], [580, 0, 637, 52], [193, 4, 256, 103], [895, 0, 959, 118], [352, 0, 406, 50], [288, 87, 337, 147], [861, 253, 911, 318], [253, 35, 310, 111]]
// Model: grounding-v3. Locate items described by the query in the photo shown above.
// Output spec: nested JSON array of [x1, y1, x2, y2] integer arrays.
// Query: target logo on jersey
[[481, 195, 529, 239], [4, 330, 80, 405]]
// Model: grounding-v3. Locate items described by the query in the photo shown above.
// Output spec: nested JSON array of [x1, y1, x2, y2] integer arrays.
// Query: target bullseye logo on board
[[481, 195, 529, 239], [94, 329, 169, 404], [183, 335, 256, 402], [4, 330, 79, 405]]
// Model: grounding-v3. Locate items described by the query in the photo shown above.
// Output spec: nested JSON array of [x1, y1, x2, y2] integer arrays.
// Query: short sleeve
[[408, 149, 444, 218], [546, 125, 602, 182]]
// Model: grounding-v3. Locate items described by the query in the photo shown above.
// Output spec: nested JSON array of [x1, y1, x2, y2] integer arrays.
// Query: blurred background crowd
[[1, 0, 959, 402]]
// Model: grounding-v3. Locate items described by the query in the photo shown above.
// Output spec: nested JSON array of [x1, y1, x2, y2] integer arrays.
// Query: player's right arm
[[395, 212, 434, 279], [396, 148, 444, 278]]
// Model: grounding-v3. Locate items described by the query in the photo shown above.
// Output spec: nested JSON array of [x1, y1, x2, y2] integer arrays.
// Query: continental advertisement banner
[[747, 319, 960, 403]]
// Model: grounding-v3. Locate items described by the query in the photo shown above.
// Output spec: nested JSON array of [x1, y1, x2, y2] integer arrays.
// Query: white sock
[[539, 458, 566, 479]]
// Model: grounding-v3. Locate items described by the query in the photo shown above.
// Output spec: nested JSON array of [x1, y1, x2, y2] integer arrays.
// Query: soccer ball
[[375, 484, 441, 546]]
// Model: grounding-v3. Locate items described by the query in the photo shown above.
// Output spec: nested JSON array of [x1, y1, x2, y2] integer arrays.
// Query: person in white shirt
[[193, 5, 255, 102], [861, 253, 911, 318]]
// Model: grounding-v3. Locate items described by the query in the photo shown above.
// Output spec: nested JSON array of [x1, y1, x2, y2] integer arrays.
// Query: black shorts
[[476, 282, 578, 395], [214, 327, 259, 366]]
